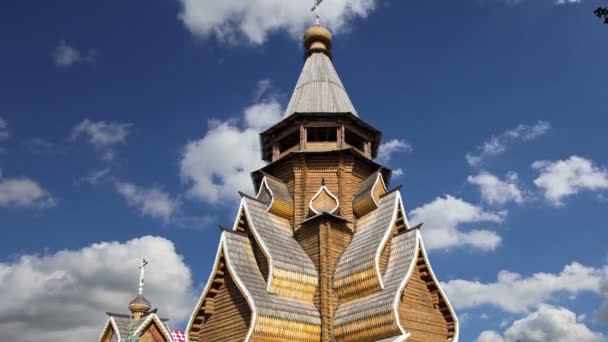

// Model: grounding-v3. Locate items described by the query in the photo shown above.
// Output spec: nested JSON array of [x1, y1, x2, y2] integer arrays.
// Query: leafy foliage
[[595, 7, 608, 24]]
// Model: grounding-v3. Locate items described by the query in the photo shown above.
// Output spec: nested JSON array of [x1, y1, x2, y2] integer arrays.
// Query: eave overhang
[[251, 148, 392, 191]]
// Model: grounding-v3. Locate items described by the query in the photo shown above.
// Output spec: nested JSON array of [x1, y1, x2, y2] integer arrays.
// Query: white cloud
[[377, 139, 412, 164], [476, 330, 505, 342], [477, 305, 607, 342], [178, 0, 379, 45], [468, 171, 523, 205], [70, 119, 132, 161], [596, 279, 608, 323], [409, 195, 505, 251], [244, 101, 283, 131], [466, 121, 550, 167], [180, 98, 282, 204], [115, 181, 180, 222], [533, 156, 608, 206], [0, 236, 196, 342], [51, 40, 95, 67], [70, 119, 131, 148], [442, 262, 604, 313], [253, 79, 274, 102], [77, 168, 112, 186], [555, 0, 582, 4], [0, 178, 57, 209]]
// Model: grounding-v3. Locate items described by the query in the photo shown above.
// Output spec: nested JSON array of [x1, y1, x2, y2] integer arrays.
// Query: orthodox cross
[[311, 0, 323, 25], [138, 258, 149, 295]]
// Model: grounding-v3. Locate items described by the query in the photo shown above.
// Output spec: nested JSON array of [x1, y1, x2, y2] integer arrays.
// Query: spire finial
[[138, 258, 148, 295], [311, 0, 323, 25], [129, 258, 151, 320]]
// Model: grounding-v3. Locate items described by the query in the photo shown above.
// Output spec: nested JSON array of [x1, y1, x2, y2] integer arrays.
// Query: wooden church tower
[[186, 24, 459, 342]]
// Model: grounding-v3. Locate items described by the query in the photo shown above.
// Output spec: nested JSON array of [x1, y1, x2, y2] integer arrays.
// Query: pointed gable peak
[[284, 25, 358, 118]]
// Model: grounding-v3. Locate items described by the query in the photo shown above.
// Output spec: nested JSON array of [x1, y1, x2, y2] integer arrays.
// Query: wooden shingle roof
[[284, 52, 358, 117]]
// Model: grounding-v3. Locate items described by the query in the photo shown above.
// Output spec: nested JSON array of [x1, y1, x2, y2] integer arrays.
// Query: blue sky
[[1, 0, 607, 341]]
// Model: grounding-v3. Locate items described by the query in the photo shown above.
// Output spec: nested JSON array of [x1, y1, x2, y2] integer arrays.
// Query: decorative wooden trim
[[416, 232, 460, 341], [133, 313, 174, 342], [186, 233, 225, 341], [309, 181, 340, 215], [97, 318, 116, 342]]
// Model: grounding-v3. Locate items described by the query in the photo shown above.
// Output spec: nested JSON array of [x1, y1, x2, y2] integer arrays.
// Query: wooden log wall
[[321, 221, 352, 342], [199, 270, 252, 342], [295, 218, 352, 342], [139, 322, 167, 342], [100, 327, 113, 342], [398, 251, 455, 341]]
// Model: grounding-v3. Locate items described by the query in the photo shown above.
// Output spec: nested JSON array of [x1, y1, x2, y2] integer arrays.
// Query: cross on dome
[[311, 0, 323, 25], [138, 258, 148, 295]]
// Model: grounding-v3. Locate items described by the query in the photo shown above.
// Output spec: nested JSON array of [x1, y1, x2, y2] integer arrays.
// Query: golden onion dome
[[304, 24, 332, 57], [128, 294, 151, 315]]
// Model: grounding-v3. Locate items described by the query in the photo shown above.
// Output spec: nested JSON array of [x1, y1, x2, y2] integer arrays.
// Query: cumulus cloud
[[0, 236, 196, 342], [476, 305, 607, 342], [0, 178, 57, 209], [533, 156, 608, 206], [596, 279, 608, 323], [442, 262, 604, 313], [178, 0, 379, 45], [466, 121, 550, 167], [377, 139, 412, 164], [180, 96, 282, 204], [115, 181, 180, 222], [468, 171, 523, 205], [51, 40, 95, 67], [409, 195, 505, 251]]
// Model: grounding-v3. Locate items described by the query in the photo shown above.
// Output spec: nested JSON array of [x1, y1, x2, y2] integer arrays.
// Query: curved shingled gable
[[353, 172, 387, 218], [334, 229, 460, 342], [256, 176, 294, 219], [187, 232, 322, 342], [334, 190, 403, 302], [239, 197, 318, 302], [334, 229, 419, 342]]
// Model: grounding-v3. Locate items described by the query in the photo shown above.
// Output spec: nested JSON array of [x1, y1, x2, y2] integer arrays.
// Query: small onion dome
[[128, 294, 151, 315], [304, 24, 332, 58]]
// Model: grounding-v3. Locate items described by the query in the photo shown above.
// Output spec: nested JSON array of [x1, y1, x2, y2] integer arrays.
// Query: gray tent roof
[[284, 52, 358, 117]]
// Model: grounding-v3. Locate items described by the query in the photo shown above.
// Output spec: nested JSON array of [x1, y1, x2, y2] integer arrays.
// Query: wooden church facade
[[186, 25, 459, 342]]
